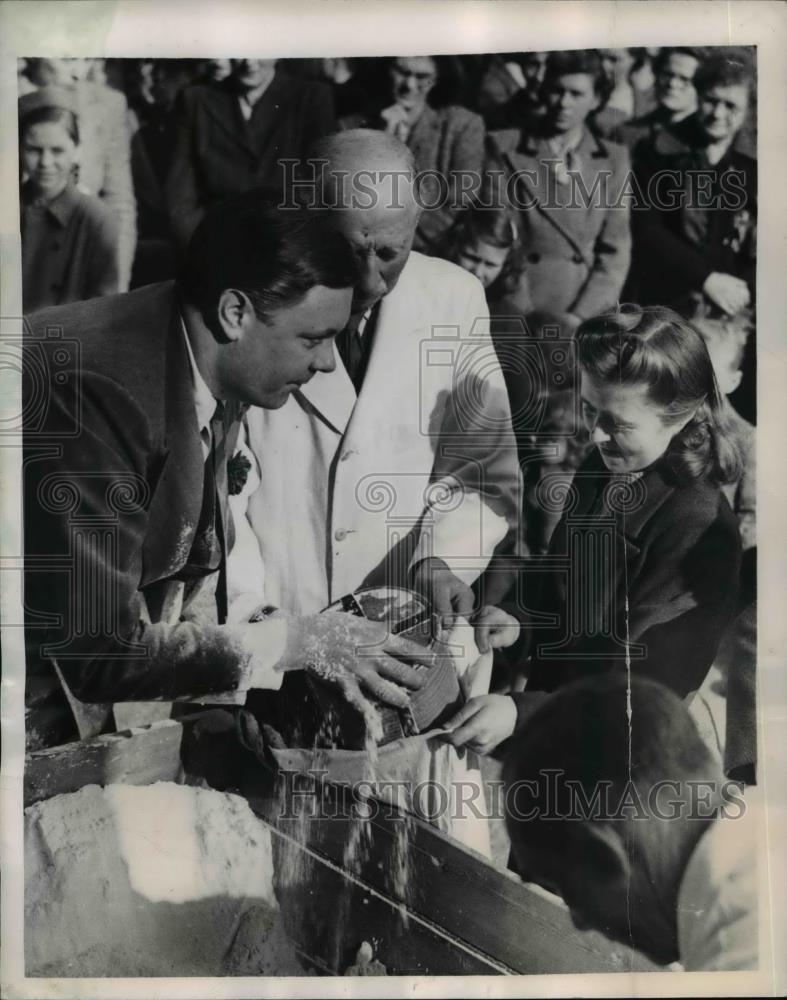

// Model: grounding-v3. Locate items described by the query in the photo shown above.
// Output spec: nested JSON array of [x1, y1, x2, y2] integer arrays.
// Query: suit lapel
[[140, 309, 204, 587], [201, 83, 259, 159], [407, 106, 441, 170], [343, 276, 423, 448]]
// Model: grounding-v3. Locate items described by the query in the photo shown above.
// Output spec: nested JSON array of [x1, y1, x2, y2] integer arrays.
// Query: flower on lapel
[[227, 450, 252, 495]]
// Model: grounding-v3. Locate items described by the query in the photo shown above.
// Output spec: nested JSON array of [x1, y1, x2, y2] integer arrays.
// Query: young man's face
[[234, 284, 352, 408]]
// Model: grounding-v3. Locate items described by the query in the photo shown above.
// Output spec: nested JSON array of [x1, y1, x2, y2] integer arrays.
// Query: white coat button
[[334, 528, 348, 541]]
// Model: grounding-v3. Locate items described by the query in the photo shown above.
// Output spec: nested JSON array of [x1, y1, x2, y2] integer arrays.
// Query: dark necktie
[[336, 324, 366, 392]]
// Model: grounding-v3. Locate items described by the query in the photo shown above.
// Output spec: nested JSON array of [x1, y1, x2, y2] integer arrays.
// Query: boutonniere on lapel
[[227, 450, 252, 495]]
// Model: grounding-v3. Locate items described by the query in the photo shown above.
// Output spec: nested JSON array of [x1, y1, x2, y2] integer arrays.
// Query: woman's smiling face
[[579, 370, 687, 473]]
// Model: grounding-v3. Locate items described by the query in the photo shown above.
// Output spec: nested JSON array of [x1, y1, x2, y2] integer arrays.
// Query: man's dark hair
[[503, 674, 717, 853], [653, 46, 707, 77], [180, 191, 357, 336], [694, 50, 756, 97], [542, 49, 614, 107]]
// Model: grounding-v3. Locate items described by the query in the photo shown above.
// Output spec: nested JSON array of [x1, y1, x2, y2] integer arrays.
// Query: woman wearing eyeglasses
[[339, 55, 485, 253], [613, 47, 706, 151]]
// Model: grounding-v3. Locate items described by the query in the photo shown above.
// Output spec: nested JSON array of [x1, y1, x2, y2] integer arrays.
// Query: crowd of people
[[20, 48, 759, 972]]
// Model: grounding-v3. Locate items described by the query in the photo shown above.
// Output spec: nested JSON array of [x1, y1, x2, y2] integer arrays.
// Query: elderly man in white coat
[[230, 131, 522, 852], [238, 130, 521, 621]]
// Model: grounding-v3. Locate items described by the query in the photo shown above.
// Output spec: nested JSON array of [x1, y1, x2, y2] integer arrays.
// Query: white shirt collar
[[180, 316, 219, 453]]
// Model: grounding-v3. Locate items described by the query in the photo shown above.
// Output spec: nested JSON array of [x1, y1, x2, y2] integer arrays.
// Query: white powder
[[25, 782, 303, 977]]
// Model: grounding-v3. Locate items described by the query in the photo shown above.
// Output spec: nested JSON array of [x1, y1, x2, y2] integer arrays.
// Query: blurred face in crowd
[[522, 52, 548, 89], [389, 56, 437, 116], [29, 58, 93, 86], [599, 49, 635, 86], [203, 59, 232, 82], [21, 120, 78, 201], [231, 59, 276, 91], [580, 370, 692, 473], [656, 52, 700, 114], [544, 73, 600, 134], [219, 284, 351, 408], [455, 238, 510, 290], [698, 83, 750, 145]]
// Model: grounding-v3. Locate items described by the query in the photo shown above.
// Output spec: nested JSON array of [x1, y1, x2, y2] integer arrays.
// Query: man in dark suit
[[167, 59, 336, 245], [627, 53, 757, 420], [24, 195, 433, 749]]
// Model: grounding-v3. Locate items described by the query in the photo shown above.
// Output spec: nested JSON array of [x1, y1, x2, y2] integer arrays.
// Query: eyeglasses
[[658, 70, 694, 87]]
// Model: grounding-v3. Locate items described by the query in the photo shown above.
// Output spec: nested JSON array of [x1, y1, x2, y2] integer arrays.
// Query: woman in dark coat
[[445, 304, 742, 753]]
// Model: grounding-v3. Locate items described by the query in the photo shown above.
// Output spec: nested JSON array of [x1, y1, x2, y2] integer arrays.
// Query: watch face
[[324, 586, 433, 644]]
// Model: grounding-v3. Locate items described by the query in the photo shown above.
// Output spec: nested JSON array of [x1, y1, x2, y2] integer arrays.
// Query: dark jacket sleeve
[[629, 142, 714, 301], [24, 370, 252, 703]]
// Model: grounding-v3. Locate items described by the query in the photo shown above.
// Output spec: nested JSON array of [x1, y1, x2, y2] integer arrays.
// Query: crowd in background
[[18, 48, 758, 783]]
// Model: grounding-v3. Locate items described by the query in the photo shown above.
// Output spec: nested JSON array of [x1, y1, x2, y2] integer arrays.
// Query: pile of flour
[[25, 782, 303, 977]]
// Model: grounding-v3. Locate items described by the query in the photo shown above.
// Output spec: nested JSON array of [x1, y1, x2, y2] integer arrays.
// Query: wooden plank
[[25, 713, 655, 976], [250, 781, 653, 976], [24, 719, 185, 806], [23, 709, 238, 807], [268, 822, 510, 976]]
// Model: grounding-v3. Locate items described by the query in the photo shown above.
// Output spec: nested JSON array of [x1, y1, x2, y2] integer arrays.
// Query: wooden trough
[[24, 709, 654, 977]]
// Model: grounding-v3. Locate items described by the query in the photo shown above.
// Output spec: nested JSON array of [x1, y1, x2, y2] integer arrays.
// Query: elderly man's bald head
[[311, 128, 416, 174], [308, 128, 420, 214], [303, 129, 422, 314]]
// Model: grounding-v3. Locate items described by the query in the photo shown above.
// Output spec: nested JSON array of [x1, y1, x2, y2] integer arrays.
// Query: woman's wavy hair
[[541, 49, 615, 111], [441, 201, 528, 299], [577, 304, 742, 485]]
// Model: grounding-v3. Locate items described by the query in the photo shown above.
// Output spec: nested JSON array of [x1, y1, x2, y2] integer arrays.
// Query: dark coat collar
[[571, 447, 677, 539]]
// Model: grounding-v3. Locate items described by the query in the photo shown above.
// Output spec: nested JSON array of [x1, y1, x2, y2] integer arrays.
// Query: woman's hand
[[472, 605, 520, 654], [443, 694, 518, 754]]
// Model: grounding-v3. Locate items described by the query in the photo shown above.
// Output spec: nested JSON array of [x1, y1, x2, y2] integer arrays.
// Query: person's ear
[[217, 289, 255, 343], [574, 823, 631, 892]]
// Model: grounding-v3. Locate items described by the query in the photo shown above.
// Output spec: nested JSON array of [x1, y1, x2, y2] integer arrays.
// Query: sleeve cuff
[[236, 617, 289, 692]]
